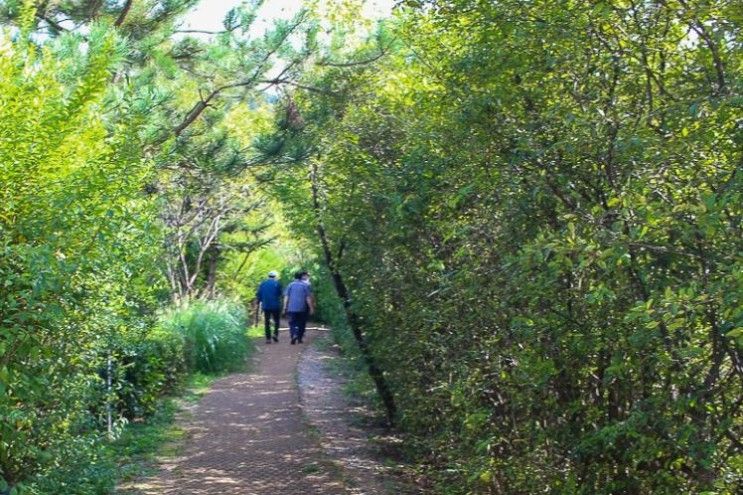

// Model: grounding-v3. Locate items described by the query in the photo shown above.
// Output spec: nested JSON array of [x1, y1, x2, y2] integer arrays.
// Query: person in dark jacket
[[255, 271, 282, 343]]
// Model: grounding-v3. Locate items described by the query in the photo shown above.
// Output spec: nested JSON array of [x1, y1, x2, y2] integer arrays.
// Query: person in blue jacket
[[255, 271, 283, 343], [283, 271, 315, 345]]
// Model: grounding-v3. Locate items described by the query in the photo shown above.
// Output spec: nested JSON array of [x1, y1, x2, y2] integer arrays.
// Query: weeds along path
[[125, 329, 347, 495]]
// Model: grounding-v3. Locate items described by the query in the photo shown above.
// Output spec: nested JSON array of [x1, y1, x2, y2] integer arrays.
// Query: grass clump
[[158, 300, 253, 374]]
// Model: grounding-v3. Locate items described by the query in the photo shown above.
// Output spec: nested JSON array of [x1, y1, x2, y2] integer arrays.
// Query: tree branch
[[36, 12, 68, 33], [258, 78, 336, 95], [166, 14, 308, 140], [318, 48, 388, 68], [114, 0, 133, 27], [175, 27, 238, 35]]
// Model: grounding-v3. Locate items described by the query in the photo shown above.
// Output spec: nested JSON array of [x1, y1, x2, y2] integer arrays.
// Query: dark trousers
[[263, 310, 280, 339], [287, 311, 308, 341]]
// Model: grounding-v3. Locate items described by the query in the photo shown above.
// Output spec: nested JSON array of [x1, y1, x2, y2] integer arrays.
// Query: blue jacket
[[285, 280, 312, 313], [256, 278, 282, 311]]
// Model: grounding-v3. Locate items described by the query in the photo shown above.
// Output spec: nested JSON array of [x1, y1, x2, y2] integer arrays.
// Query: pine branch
[[114, 0, 133, 27]]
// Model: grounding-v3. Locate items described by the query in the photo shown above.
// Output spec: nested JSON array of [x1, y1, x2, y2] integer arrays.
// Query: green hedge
[[17, 300, 252, 495]]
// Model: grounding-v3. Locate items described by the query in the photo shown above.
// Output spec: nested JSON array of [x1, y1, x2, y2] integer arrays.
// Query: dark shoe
[[298, 338, 303, 344], [272, 335, 278, 342], [266, 338, 271, 344], [291, 337, 296, 345]]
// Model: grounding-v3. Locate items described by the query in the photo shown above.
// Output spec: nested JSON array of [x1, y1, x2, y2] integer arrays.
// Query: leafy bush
[[157, 300, 252, 374], [109, 326, 188, 419], [0, 9, 163, 491], [18, 301, 251, 494], [271, 1, 743, 493], [108, 300, 252, 422]]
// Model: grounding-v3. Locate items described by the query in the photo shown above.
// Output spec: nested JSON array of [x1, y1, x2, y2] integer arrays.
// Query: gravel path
[[125, 329, 347, 495]]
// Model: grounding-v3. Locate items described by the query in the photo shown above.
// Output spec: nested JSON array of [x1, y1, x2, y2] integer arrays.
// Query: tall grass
[[158, 300, 252, 374]]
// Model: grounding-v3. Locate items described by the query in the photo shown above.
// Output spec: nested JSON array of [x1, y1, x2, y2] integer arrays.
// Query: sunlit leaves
[[0, 19, 164, 490]]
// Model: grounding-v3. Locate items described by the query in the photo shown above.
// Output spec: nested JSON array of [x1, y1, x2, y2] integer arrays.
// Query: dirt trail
[[126, 329, 347, 495]]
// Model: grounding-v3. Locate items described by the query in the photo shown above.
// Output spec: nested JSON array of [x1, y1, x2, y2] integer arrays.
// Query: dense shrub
[[0, 10, 164, 492], [273, 1, 743, 493], [106, 300, 251, 421], [109, 326, 188, 419], [18, 301, 251, 494]]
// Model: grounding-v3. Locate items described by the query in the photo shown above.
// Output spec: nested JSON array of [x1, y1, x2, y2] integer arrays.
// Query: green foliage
[[0, 3, 258, 490], [0, 14, 165, 490], [107, 324, 188, 419], [19, 298, 250, 494], [25, 372, 214, 495], [0, 0, 319, 487], [2, 0, 740, 493], [267, 0, 743, 493]]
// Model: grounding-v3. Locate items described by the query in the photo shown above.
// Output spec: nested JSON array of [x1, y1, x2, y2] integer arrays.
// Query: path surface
[[128, 329, 348, 495], [299, 342, 419, 495]]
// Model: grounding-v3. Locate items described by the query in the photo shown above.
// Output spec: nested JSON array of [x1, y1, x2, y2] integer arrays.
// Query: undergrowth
[[19, 301, 254, 495]]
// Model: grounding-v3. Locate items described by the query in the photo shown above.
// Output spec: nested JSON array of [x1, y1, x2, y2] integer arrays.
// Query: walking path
[[127, 329, 348, 494], [299, 342, 419, 495]]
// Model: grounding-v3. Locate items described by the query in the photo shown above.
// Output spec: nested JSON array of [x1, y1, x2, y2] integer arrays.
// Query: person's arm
[[306, 294, 315, 315], [306, 285, 315, 315], [282, 284, 290, 315]]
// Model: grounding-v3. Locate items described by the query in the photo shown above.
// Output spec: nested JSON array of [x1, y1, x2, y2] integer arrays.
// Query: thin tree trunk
[[309, 161, 397, 426], [205, 244, 220, 299]]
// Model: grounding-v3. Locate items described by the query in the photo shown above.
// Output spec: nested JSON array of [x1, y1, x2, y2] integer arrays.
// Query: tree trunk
[[204, 244, 220, 299], [327, 264, 398, 426], [309, 161, 397, 426]]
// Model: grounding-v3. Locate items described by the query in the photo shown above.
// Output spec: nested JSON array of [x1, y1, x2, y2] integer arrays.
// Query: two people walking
[[255, 270, 315, 345]]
